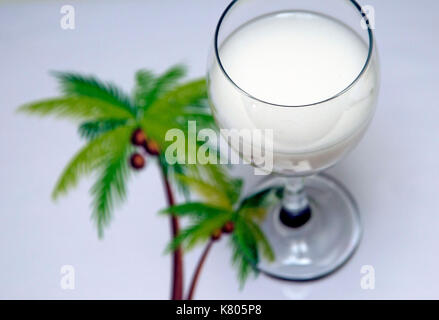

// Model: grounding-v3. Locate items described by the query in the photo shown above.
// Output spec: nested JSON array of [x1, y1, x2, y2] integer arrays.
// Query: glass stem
[[280, 177, 312, 228]]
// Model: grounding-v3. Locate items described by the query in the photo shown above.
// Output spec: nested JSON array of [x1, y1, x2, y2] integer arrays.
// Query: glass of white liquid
[[207, 0, 379, 280]]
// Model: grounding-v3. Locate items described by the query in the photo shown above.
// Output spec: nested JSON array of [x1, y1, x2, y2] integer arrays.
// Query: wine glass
[[207, 0, 379, 281]]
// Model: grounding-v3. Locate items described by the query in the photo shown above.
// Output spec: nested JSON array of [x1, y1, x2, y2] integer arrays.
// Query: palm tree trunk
[[187, 239, 214, 300], [159, 163, 184, 300]]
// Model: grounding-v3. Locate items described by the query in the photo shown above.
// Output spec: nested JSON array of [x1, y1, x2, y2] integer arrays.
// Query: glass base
[[256, 173, 362, 281]]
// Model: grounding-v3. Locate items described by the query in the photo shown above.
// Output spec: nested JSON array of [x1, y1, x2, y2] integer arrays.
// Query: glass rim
[[213, 0, 375, 108]]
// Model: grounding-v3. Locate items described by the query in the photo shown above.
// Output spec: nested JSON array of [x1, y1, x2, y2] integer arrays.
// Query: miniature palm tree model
[[19, 65, 277, 299]]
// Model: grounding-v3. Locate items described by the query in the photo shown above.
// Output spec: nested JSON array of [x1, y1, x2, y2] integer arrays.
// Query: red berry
[[145, 139, 160, 156], [211, 229, 222, 241], [222, 221, 234, 234], [131, 128, 146, 146], [130, 153, 145, 170]]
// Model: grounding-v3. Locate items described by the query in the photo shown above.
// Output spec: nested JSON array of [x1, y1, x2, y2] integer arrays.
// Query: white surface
[[0, 0, 438, 299]]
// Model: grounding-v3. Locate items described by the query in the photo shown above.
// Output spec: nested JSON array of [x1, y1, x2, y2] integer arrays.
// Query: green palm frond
[[233, 218, 259, 265], [145, 78, 207, 120], [169, 159, 240, 207], [238, 207, 268, 222], [135, 65, 187, 111], [230, 239, 258, 288], [239, 187, 282, 210], [52, 125, 134, 200], [166, 224, 200, 252], [52, 72, 135, 115], [91, 136, 133, 238], [160, 202, 231, 219], [237, 187, 281, 222], [167, 211, 233, 252], [230, 218, 260, 287], [133, 69, 155, 110], [78, 118, 129, 140], [197, 164, 242, 206], [226, 179, 244, 207], [139, 77, 212, 152], [145, 65, 187, 106], [246, 219, 275, 262], [175, 175, 232, 209], [226, 188, 280, 286], [18, 97, 134, 121]]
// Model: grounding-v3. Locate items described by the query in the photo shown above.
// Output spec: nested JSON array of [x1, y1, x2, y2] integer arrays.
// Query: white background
[[0, 0, 438, 299]]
